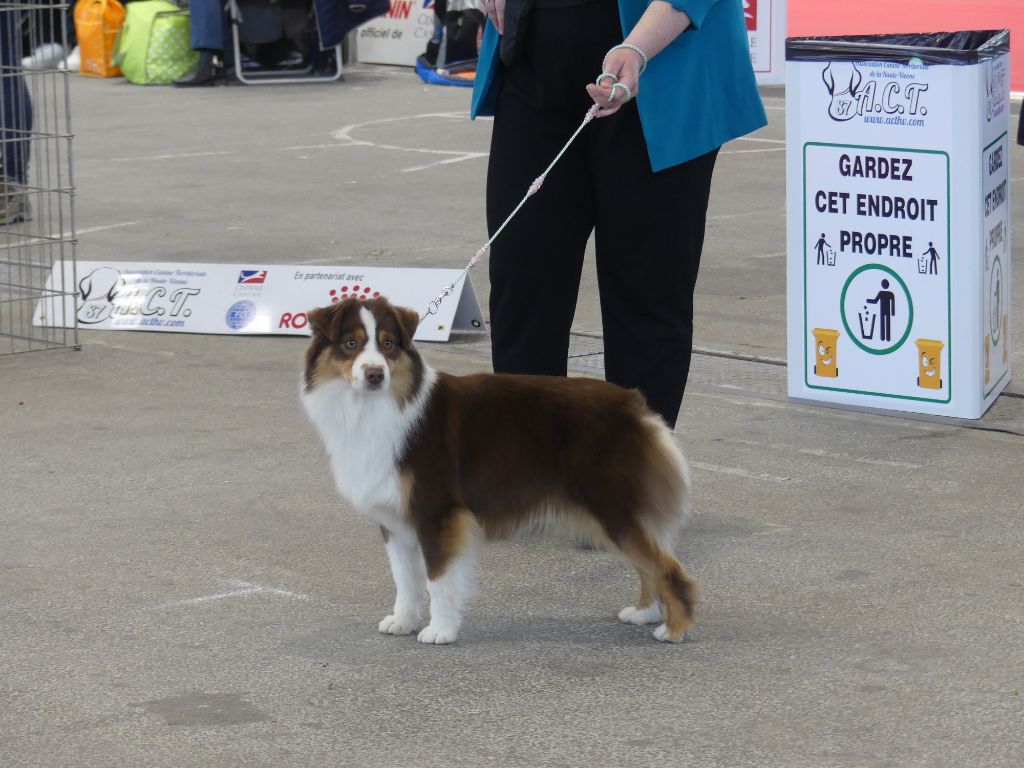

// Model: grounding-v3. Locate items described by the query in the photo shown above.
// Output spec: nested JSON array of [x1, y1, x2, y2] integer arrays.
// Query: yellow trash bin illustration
[[812, 328, 840, 377], [915, 339, 945, 389]]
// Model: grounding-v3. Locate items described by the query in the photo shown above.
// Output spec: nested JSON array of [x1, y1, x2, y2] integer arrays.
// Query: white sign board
[[786, 44, 1012, 418], [802, 143, 951, 404], [745, 0, 786, 85], [356, 0, 433, 66], [33, 261, 485, 342]]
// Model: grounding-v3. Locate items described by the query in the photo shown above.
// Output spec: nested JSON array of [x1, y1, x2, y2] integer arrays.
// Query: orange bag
[[74, 0, 127, 77]]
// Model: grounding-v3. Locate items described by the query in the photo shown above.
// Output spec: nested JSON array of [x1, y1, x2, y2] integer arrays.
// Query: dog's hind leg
[[618, 566, 665, 625], [619, 530, 698, 643], [416, 507, 478, 645], [378, 526, 428, 636]]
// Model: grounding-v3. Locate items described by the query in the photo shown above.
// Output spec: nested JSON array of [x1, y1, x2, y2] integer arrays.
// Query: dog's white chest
[[302, 380, 427, 523]]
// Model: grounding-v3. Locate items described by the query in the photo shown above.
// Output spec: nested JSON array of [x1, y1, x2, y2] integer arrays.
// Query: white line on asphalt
[[0, 220, 144, 251], [154, 580, 309, 609], [734, 136, 786, 144], [748, 251, 786, 259], [690, 461, 794, 484], [718, 437, 923, 469], [401, 152, 489, 173], [98, 150, 238, 163]]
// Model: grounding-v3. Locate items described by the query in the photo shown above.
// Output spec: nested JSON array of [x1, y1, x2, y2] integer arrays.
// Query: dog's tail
[[639, 414, 693, 549]]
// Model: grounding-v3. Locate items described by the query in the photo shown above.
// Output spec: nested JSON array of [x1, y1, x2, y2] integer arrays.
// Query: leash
[[418, 104, 601, 324]]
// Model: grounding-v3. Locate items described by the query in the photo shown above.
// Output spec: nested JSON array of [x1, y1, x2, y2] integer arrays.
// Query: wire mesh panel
[[1, 0, 77, 354]]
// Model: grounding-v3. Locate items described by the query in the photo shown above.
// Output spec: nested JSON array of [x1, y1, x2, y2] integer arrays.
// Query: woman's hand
[[585, 46, 643, 118], [482, 0, 505, 35], [585, 3, 693, 118]]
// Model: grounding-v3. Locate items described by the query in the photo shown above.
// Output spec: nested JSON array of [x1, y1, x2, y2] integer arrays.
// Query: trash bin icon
[[916, 339, 945, 389], [918, 255, 929, 274], [812, 328, 840, 377], [826, 249, 837, 267]]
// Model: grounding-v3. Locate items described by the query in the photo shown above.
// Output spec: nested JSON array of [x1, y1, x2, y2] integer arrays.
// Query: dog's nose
[[365, 366, 385, 388]]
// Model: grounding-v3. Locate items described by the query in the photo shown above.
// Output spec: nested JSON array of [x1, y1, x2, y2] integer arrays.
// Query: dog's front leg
[[378, 526, 427, 636], [416, 507, 477, 645]]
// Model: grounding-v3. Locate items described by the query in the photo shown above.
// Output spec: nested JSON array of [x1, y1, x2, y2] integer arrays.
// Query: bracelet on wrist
[[604, 43, 648, 76]]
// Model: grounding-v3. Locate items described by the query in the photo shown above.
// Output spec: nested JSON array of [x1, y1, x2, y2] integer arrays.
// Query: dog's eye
[[344, 339, 357, 349], [382, 339, 394, 350]]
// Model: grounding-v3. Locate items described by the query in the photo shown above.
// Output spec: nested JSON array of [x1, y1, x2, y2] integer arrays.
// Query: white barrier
[[33, 261, 485, 342]]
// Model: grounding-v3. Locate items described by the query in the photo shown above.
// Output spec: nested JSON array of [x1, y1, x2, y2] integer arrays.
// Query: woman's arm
[[586, 1, 695, 117]]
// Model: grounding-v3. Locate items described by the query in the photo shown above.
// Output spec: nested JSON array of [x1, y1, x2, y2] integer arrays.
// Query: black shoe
[[174, 52, 224, 87]]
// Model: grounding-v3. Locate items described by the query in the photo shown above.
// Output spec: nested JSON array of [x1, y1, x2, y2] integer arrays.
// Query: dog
[[300, 296, 697, 644]]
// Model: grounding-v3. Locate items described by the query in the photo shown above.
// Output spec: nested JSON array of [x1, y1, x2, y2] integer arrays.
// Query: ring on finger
[[595, 71, 618, 88], [609, 82, 632, 102]]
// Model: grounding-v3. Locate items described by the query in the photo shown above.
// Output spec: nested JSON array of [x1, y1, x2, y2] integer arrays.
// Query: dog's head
[[303, 297, 423, 401]]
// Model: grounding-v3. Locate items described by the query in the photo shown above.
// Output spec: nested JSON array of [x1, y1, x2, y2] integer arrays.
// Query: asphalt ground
[[1, 68, 1023, 767]]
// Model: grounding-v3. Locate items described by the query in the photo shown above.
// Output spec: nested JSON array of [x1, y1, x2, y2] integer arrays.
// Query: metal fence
[[1, 0, 77, 354]]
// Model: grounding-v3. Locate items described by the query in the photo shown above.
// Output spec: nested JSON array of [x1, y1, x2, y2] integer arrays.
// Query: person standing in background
[[471, 0, 767, 429], [1, 5, 33, 224]]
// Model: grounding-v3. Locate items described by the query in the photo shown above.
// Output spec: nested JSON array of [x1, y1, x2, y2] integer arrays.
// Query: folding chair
[[227, 0, 342, 84]]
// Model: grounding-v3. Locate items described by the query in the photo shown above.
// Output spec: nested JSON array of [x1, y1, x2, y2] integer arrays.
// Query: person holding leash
[[471, 0, 767, 429]]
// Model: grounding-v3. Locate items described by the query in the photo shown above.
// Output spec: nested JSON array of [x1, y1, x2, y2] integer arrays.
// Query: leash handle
[[420, 105, 601, 323]]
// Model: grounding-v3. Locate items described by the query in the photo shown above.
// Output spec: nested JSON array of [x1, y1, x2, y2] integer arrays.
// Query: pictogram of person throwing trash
[[814, 233, 834, 266], [865, 279, 896, 342], [922, 242, 940, 275]]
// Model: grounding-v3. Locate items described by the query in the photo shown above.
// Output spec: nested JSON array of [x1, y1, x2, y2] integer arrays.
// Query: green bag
[[112, 0, 199, 85]]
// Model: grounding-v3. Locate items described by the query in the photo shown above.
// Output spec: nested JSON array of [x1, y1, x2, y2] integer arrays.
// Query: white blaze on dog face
[[353, 306, 389, 392], [304, 298, 423, 401]]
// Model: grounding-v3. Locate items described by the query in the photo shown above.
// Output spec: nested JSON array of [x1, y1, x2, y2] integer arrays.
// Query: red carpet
[[789, 0, 1023, 91]]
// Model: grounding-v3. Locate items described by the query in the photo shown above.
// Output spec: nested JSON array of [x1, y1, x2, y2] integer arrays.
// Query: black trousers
[[486, 0, 718, 428]]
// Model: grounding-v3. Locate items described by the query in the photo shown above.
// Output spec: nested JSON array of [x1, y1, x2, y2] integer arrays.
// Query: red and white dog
[[301, 297, 697, 644]]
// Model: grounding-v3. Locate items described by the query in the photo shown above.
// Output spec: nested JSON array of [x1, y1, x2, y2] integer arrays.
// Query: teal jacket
[[470, 0, 768, 172]]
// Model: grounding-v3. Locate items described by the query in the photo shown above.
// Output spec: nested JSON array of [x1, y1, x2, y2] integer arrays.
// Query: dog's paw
[[618, 603, 665, 625], [653, 623, 688, 643], [378, 614, 419, 635], [417, 624, 458, 645]]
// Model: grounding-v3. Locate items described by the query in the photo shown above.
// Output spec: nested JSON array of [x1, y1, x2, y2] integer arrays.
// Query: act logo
[[822, 62, 863, 121], [77, 266, 201, 325], [821, 62, 929, 124], [77, 266, 125, 324], [743, 0, 756, 32]]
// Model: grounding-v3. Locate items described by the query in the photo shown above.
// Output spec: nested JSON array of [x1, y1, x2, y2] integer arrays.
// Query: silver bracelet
[[604, 43, 648, 76]]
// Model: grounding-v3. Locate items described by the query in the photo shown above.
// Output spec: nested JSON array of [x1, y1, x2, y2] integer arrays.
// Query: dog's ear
[[393, 306, 422, 347], [308, 306, 339, 341]]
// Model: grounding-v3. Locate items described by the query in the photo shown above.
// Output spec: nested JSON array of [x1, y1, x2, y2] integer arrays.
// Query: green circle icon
[[840, 264, 914, 355]]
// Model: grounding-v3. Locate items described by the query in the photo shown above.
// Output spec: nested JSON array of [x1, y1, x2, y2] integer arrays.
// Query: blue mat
[[415, 58, 476, 88]]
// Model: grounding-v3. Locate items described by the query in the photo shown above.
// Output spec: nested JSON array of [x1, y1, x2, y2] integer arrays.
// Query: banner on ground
[[32, 261, 485, 342], [356, 0, 435, 66]]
